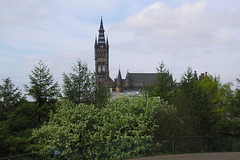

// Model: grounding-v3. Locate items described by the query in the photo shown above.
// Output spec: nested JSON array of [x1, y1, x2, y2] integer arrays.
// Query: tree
[[145, 62, 175, 103], [62, 60, 95, 104], [95, 84, 110, 108], [0, 102, 38, 157], [93, 96, 177, 158], [197, 74, 220, 106], [32, 96, 175, 159], [175, 69, 224, 135], [233, 77, 240, 116], [24, 60, 60, 107], [0, 77, 23, 121], [179, 67, 196, 97], [173, 68, 201, 136], [32, 100, 98, 159], [0, 78, 26, 157]]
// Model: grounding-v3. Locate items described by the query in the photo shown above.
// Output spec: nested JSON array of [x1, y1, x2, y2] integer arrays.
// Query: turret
[[116, 69, 122, 92]]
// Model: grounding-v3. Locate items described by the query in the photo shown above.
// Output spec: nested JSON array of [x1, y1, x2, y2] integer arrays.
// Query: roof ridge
[[128, 73, 157, 75]]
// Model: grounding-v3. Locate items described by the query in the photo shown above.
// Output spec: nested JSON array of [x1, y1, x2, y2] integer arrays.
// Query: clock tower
[[94, 18, 112, 87]]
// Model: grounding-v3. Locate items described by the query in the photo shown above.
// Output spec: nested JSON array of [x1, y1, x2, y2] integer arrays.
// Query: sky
[[0, 0, 240, 92]]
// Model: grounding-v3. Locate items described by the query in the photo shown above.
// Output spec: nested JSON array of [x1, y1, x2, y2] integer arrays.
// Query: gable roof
[[127, 73, 158, 86]]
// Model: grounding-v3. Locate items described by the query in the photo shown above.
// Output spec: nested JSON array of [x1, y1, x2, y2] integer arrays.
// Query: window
[[102, 64, 105, 72], [98, 63, 101, 73]]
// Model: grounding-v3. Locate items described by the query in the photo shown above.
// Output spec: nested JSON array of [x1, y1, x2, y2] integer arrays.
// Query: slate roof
[[126, 73, 158, 87]]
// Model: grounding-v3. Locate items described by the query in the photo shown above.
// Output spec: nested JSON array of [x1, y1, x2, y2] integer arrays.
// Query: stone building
[[94, 18, 157, 94], [94, 18, 209, 95], [115, 70, 158, 92]]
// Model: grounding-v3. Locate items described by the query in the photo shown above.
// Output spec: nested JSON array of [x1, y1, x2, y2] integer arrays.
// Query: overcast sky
[[1, 0, 240, 92]]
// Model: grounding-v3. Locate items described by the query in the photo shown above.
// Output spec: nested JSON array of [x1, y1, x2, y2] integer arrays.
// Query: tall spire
[[117, 69, 122, 82], [98, 17, 105, 44], [99, 16, 104, 31]]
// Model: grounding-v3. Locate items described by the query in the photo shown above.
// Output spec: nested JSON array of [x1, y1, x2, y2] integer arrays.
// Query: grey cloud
[[109, 1, 240, 84]]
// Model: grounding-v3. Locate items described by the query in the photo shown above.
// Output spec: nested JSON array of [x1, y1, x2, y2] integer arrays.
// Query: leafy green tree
[[93, 96, 177, 158], [0, 101, 38, 157], [175, 69, 226, 135], [62, 60, 95, 104], [0, 78, 32, 157], [93, 95, 176, 141], [218, 83, 235, 113], [32, 100, 98, 159], [202, 77, 240, 135], [172, 68, 201, 136], [179, 67, 196, 97], [197, 74, 220, 105], [95, 84, 110, 108], [196, 74, 221, 134], [155, 62, 175, 101], [233, 77, 240, 116], [145, 62, 175, 103], [0, 77, 23, 120], [24, 60, 60, 125], [32, 96, 174, 159], [24, 60, 60, 107], [0, 77, 23, 111]]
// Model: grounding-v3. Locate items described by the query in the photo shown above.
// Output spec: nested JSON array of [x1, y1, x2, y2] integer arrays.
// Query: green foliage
[[0, 77, 23, 121], [24, 60, 60, 107], [232, 77, 240, 116], [152, 104, 179, 137], [217, 83, 235, 115], [0, 78, 31, 157], [32, 96, 174, 159], [95, 96, 153, 141], [174, 68, 238, 136], [0, 102, 38, 157], [155, 62, 175, 101], [6, 102, 38, 133], [95, 84, 110, 108], [197, 74, 220, 105], [179, 67, 196, 97], [145, 62, 175, 103], [62, 60, 95, 104], [32, 100, 98, 158], [170, 68, 198, 135], [195, 74, 228, 135], [94, 96, 177, 141], [2, 60, 240, 158]]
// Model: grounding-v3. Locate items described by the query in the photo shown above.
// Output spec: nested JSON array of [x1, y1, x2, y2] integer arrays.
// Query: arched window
[[102, 62, 105, 72], [98, 63, 101, 73]]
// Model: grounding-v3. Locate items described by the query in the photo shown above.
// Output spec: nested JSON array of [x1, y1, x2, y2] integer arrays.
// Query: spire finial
[[99, 16, 104, 31], [98, 17, 105, 44]]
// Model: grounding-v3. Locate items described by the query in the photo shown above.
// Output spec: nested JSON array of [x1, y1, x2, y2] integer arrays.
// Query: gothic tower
[[95, 18, 111, 87]]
